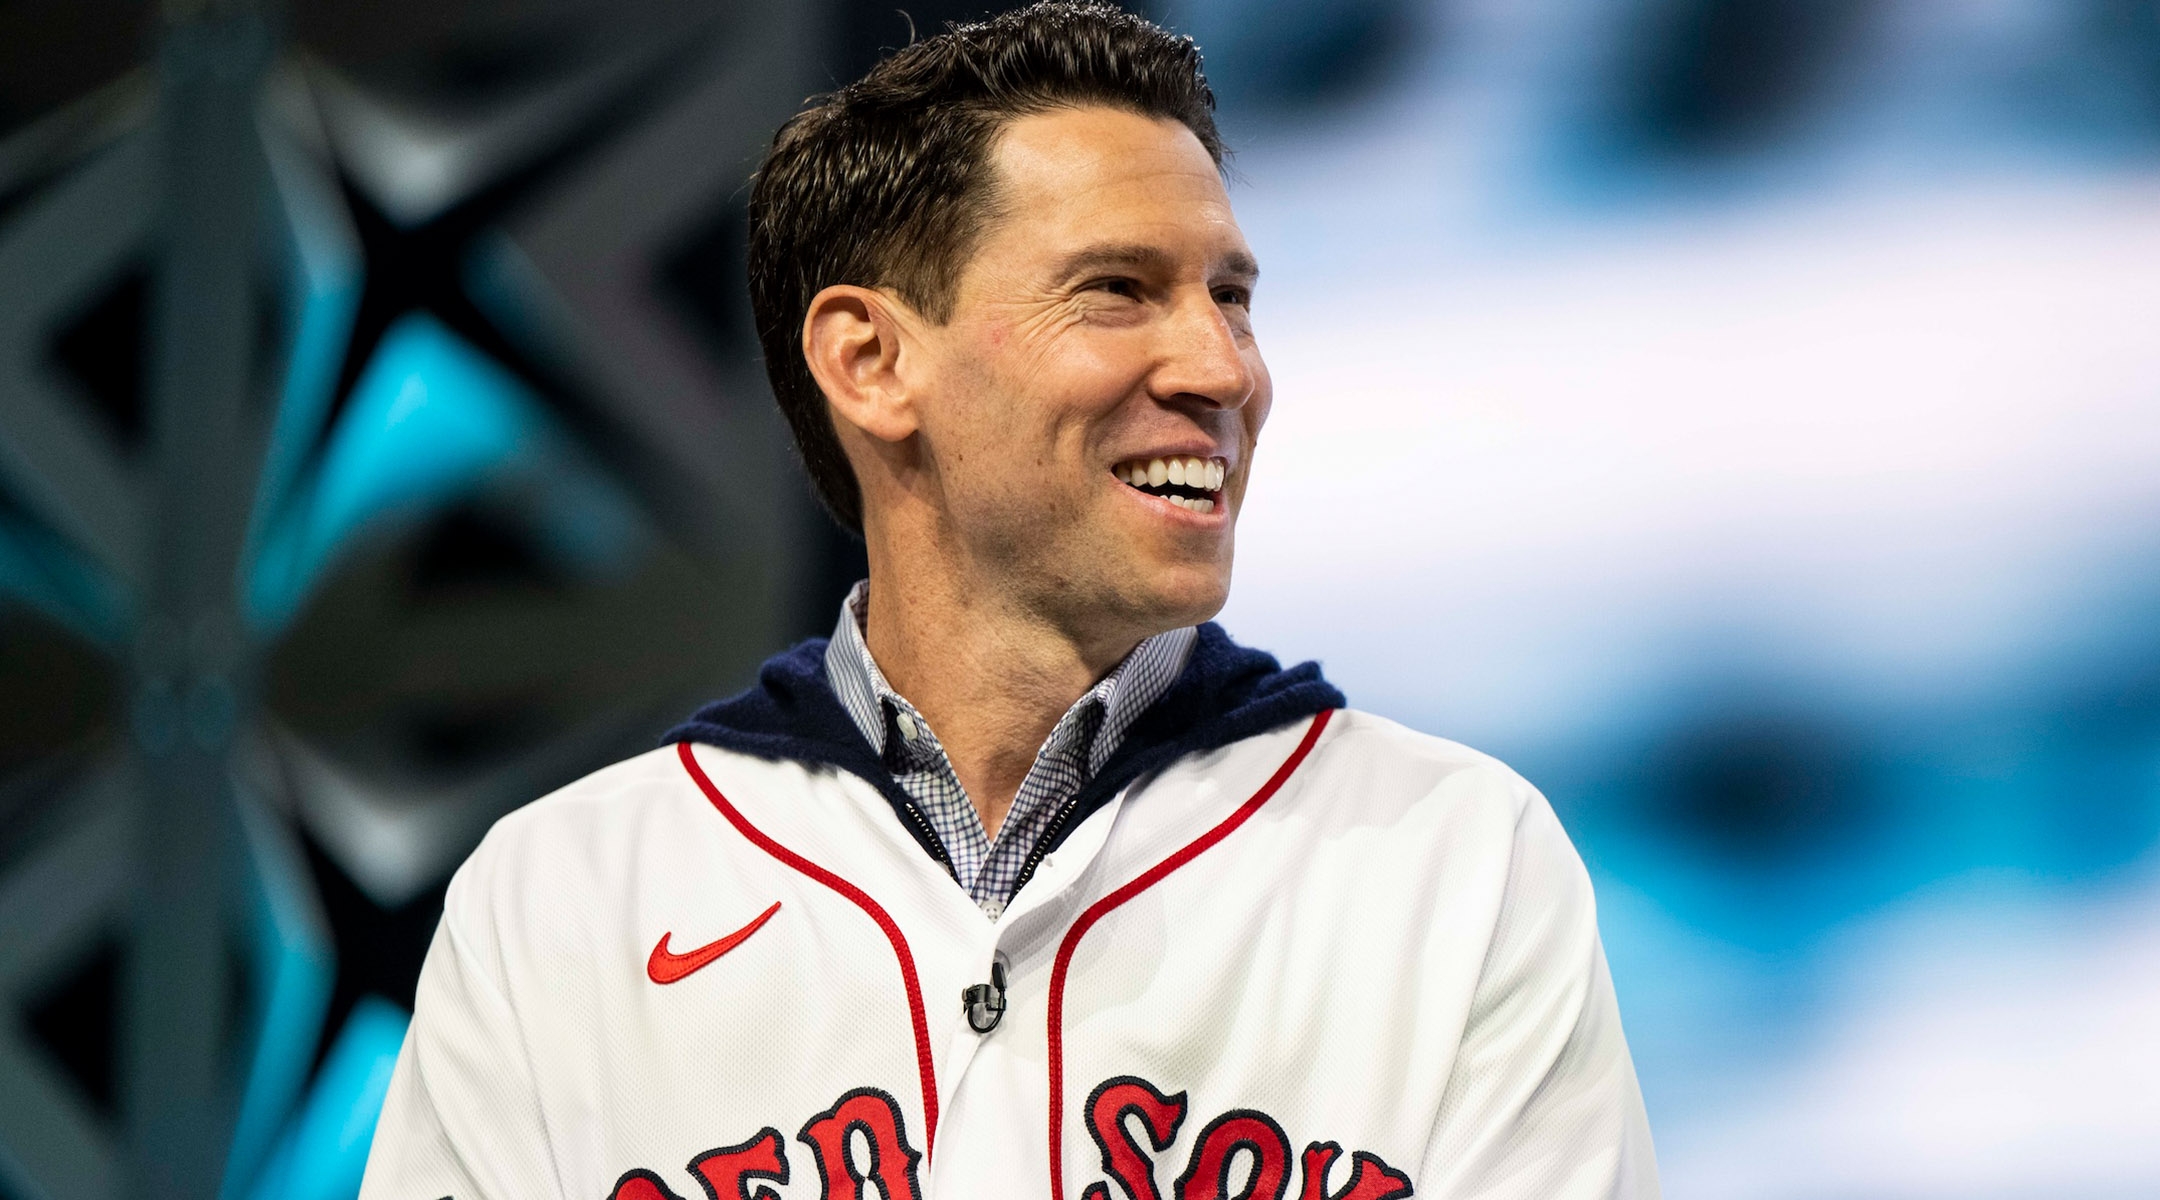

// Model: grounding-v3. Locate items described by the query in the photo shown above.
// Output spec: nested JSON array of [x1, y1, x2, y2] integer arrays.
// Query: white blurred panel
[[1225, 175, 2160, 747], [1660, 868, 2160, 1199]]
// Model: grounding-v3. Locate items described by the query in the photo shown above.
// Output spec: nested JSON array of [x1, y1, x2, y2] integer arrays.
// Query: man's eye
[[1214, 286, 1252, 308], [1091, 277, 1140, 299]]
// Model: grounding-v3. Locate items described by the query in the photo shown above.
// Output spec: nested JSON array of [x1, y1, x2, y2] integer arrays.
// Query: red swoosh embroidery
[[647, 900, 782, 984]]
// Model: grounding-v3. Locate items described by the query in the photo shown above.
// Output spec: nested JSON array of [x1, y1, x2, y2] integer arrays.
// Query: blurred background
[[0, 0, 2155, 1196]]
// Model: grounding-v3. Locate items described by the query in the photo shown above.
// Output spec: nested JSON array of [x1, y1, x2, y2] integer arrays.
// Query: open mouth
[[1113, 455, 1226, 514]]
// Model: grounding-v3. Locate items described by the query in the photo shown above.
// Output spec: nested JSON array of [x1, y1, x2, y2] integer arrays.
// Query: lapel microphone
[[963, 957, 1008, 1033]]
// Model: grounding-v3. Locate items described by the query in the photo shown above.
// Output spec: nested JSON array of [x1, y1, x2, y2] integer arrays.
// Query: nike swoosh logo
[[647, 900, 782, 984]]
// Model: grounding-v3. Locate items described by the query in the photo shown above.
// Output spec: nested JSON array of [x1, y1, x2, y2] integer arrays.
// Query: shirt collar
[[821, 580, 1195, 776]]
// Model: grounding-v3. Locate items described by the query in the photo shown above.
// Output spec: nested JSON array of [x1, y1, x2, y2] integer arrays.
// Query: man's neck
[[859, 563, 1140, 839]]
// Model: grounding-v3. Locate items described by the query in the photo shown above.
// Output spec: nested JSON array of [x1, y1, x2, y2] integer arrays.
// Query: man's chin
[[1110, 560, 1231, 636], [1022, 526, 1232, 645]]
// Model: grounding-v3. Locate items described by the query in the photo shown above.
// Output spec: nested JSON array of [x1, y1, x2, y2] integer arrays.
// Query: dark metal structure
[[0, 0, 845, 1195]]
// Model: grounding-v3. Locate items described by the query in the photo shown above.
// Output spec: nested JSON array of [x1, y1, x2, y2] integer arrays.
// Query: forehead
[[975, 105, 1247, 270]]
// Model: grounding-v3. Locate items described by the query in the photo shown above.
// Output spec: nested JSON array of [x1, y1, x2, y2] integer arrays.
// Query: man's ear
[[803, 284, 919, 444]]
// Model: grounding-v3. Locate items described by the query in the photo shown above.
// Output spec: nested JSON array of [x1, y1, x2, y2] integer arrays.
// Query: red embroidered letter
[[689, 1128, 790, 1200], [1296, 1143, 1413, 1200], [1086, 1075, 1189, 1200], [1174, 1111, 1293, 1200], [608, 1168, 688, 1200], [798, 1087, 925, 1200]]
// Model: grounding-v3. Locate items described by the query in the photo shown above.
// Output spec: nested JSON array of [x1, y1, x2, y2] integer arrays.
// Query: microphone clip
[[962, 958, 1007, 1033]]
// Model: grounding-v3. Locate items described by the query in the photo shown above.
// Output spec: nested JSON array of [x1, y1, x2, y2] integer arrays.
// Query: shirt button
[[897, 712, 919, 742]]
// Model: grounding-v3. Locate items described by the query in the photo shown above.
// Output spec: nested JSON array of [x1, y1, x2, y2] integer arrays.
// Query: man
[[361, 5, 1657, 1198]]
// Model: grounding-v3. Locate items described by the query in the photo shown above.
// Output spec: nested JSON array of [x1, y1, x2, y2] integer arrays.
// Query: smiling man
[[361, 6, 1657, 1199]]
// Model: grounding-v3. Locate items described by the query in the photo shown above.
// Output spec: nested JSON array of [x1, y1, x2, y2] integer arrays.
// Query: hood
[[661, 622, 1344, 871]]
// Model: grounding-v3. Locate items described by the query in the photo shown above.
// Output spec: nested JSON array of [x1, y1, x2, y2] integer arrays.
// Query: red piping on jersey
[[676, 741, 940, 1155], [1045, 708, 1335, 1200]]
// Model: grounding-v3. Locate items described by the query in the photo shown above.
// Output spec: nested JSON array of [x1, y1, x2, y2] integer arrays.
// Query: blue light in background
[[242, 301, 650, 635], [245, 312, 543, 633], [246, 142, 363, 598], [221, 794, 336, 1200], [243, 997, 409, 1200], [0, 506, 128, 647]]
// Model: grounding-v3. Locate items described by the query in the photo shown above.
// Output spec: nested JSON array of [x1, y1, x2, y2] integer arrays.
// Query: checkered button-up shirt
[[823, 581, 1196, 918]]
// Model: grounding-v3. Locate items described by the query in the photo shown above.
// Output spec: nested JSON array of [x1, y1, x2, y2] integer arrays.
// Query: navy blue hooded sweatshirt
[[662, 621, 1343, 893]]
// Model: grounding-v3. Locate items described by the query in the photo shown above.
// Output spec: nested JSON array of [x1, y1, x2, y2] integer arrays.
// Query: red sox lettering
[[603, 1076, 1410, 1200], [689, 1129, 789, 1200], [606, 1088, 922, 1200], [1080, 1077, 1413, 1200]]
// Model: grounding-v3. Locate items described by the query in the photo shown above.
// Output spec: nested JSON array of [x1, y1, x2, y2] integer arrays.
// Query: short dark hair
[[747, 1, 1224, 533]]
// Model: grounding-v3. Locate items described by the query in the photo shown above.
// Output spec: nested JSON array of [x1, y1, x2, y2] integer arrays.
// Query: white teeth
[[1157, 495, 1216, 514], [1114, 456, 1228, 495]]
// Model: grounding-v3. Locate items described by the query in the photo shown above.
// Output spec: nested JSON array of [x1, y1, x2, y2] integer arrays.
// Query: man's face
[[907, 105, 1269, 641]]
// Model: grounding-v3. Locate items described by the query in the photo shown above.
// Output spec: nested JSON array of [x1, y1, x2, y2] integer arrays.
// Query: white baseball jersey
[[361, 631, 1656, 1200]]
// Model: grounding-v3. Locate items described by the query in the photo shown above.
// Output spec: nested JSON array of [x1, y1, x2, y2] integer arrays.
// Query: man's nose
[[1153, 293, 1256, 411]]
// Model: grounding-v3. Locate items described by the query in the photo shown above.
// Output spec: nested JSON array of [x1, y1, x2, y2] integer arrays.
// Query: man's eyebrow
[[1051, 243, 1261, 283], [1053, 243, 1175, 280]]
